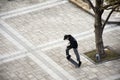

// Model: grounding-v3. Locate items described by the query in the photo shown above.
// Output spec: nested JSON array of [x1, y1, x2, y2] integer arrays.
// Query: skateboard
[[67, 58, 80, 68]]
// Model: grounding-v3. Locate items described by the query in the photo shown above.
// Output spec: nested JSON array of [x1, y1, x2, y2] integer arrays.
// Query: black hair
[[64, 34, 72, 40]]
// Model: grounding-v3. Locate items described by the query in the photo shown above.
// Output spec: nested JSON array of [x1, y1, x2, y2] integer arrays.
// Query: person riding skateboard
[[64, 34, 81, 67]]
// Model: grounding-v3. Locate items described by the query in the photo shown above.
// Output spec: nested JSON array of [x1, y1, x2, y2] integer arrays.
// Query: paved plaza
[[0, 0, 120, 80]]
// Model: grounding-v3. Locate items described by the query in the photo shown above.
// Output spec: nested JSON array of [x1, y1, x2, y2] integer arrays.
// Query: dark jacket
[[67, 35, 78, 49]]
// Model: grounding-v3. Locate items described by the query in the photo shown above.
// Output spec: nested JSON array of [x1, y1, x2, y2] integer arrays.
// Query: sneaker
[[66, 55, 71, 60], [78, 61, 82, 67]]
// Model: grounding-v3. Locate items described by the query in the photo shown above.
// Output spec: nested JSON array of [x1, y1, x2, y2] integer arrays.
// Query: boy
[[64, 34, 81, 67]]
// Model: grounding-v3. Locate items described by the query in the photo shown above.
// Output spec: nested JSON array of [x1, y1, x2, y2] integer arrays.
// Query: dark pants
[[66, 47, 80, 61]]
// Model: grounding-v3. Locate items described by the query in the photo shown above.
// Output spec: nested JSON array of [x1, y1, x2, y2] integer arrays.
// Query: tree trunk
[[94, 0, 105, 57], [95, 25, 105, 57]]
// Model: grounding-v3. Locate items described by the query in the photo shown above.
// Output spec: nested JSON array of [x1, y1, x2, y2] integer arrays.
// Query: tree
[[86, 0, 120, 57], [105, 0, 120, 12]]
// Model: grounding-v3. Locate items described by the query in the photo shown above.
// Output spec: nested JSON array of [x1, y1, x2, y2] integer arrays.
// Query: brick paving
[[0, 33, 19, 55], [0, 57, 54, 80], [4, 3, 94, 47], [0, 0, 120, 80], [42, 28, 120, 80], [0, 0, 50, 13]]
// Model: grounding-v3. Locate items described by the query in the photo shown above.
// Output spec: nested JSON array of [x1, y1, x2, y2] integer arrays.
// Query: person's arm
[[67, 42, 72, 49]]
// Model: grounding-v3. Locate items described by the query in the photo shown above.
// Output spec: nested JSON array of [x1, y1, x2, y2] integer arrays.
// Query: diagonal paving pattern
[[0, 0, 54, 13], [0, 57, 55, 80], [0, 19, 76, 80], [0, 0, 68, 19], [0, 1, 77, 80], [4, 2, 94, 47], [0, 31, 19, 55], [0, 0, 120, 80]]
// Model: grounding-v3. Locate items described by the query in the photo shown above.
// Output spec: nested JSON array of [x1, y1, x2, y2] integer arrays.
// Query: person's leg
[[73, 48, 80, 61], [73, 48, 81, 67], [66, 47, 72, 59]]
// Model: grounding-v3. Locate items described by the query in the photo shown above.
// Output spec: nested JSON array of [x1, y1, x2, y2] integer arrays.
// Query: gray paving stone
[[0, 33, 19, 55], [41, 28, 120, 80], [0, 1, 120, 80], [43, 46, 92, 78], [0, 0, 50, 13], [0, 57, 54, 80], [4, 3, 94, 46]]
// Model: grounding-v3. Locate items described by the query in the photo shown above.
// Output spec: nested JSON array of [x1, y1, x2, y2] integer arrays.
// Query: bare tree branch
[[85, 0, 95, 12], [103, 1, 120, 9], [101, 5, 119, 34]]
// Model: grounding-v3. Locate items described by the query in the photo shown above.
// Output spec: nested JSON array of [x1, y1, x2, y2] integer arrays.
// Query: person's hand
[[67, 46, 70, 49]]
